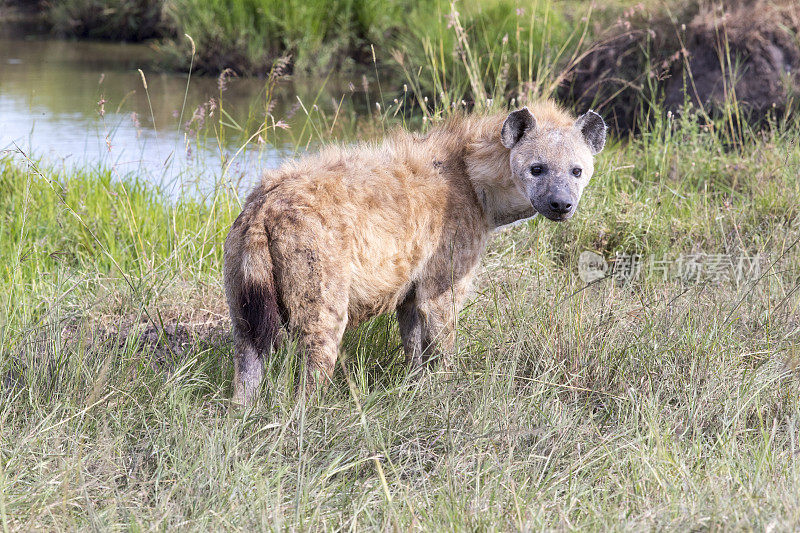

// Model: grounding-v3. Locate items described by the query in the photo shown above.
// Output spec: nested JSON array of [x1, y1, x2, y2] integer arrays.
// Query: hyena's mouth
[[542, 212, 573, 222], [532, 199, 576, 222]]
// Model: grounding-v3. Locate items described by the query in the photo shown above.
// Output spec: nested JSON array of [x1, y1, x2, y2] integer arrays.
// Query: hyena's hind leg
[[231, 338, 264, 407], [272, 243, 351, 397], [293, 309, 348, 396]]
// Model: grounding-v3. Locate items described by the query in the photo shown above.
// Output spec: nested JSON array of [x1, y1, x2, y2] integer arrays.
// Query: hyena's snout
[[547, 192, 573, 217], [535, 188, 577, 221]]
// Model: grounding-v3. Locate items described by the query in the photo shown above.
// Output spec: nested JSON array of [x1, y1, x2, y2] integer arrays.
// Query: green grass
[[2, 101, 800, 528], [40, 0, 573, 78]]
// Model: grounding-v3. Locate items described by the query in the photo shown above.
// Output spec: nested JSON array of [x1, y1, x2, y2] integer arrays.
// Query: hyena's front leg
[[416, 295, 457, 370], [397, 285, 424, 370], [411, 274, 475, 371]]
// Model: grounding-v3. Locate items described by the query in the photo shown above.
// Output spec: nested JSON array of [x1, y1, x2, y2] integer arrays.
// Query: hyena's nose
[[549, 195, 572, 214]]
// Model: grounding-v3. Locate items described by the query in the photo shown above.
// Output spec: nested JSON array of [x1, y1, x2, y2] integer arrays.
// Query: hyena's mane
[[408, 101, 577, 187]]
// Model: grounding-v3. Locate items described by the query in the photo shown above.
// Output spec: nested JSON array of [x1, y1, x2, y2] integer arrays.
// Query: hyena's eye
[[531, 164, 545, 176], [572, 167, 582, 177]]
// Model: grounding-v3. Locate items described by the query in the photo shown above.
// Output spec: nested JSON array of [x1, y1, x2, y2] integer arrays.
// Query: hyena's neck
[[461, 119, 537, 229]]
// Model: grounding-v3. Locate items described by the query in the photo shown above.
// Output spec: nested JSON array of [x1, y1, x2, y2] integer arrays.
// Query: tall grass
[[162, 0, 401, 73], [40, 0, 573, 78], [2, 108, 799, 526], [395, 0, 574, 107]]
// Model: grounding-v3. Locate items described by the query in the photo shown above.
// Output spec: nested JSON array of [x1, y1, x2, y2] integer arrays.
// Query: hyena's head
[[501, 107, 606, 221]]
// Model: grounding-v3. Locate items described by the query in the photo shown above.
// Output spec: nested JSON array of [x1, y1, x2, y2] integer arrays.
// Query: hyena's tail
[[225, 212, 283, 354]]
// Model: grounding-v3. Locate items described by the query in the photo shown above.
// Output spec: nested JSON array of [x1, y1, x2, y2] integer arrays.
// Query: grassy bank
[[38, 0, 575, 77], [2, 95, 800, 528]]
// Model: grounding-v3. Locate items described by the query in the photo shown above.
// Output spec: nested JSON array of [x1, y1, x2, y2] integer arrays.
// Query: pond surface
[[0, 24, 377, 197]]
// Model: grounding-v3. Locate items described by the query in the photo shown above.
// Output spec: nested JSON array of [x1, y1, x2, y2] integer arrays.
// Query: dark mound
[[563, 1, 800, 135], [664, 2, 800, 120]]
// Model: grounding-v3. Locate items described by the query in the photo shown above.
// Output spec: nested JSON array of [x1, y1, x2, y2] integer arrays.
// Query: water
[[0, 26, 375, 197]]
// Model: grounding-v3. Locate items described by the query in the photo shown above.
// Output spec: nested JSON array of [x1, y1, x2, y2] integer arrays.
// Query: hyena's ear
[[574, 110, 607, 155], [501, 107, 536, 149]]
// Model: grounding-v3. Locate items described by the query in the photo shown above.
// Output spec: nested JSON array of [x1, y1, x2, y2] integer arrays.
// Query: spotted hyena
[[224, 101, 606, 405]]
